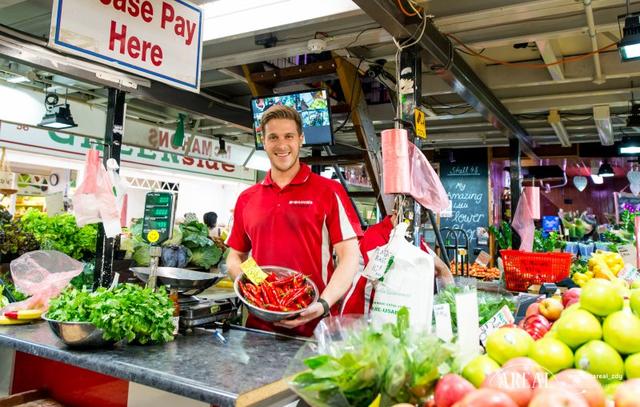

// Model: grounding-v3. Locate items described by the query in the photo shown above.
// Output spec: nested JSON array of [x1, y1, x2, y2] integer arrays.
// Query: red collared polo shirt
[[227, 163, 363, 337]]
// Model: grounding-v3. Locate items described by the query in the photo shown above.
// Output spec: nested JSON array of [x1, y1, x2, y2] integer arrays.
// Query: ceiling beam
[[352, 0, 537, 158], [535, 40, 565, 81], [201, 28, 392, 71]]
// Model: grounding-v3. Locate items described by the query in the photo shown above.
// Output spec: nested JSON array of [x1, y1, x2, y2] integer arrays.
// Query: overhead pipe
[[584, 0, 605, 84]]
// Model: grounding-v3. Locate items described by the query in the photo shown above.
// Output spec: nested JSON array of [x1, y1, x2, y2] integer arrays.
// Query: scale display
[[142, 192, 176, 244]]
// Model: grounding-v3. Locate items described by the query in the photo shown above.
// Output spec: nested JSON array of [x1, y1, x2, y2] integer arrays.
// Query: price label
[[433, 303, 453, 342], [363, 247, 394, 281], [240, 257, 268, 285], [618, 244, 637, 268], [475, 250, 491, 267], [456, 289, 480, 365], [414, 108, 426, 139]]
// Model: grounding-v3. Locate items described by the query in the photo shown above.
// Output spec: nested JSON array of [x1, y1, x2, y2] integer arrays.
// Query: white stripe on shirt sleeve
[[334, 192, 357, 241]]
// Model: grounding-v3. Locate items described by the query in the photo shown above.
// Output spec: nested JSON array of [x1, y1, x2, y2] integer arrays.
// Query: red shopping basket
[[500, 250, 572, 292]]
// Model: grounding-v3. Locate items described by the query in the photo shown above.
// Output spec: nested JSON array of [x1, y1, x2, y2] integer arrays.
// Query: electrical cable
[[396, 0, 421, 17], [446, 33, 618, 69]]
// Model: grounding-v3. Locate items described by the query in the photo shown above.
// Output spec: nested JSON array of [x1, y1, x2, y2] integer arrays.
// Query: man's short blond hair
[[260, 105, 303, 136]]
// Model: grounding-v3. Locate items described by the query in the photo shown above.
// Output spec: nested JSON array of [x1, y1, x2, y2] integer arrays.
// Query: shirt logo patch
[[289, 200, 313, 206]]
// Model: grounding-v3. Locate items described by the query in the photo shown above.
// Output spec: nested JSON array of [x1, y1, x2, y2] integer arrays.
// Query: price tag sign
[[240, 257, 268, 285], [620, 264, 640, 283], [434, 303, 454, 342], [363, 247, 394, 281], [479, 305, 515, 346], [456, 289, 480, 365], [618, 244, 637, 268], [475, 250, 491, 267]]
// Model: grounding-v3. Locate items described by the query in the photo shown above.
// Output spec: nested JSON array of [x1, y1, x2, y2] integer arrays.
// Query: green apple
[[626, 353, 640, 379], [575, 340, 625, 384], [631, 289, 640, 318], [603, 309, 640, 354], [485, 327, 534, 365], [462, 354, 501, 388], [631, 280, 640, 290], [555, 309, 602, 349], [528, 337, 574, 374], [580, 279, 624, 317], [561, 303, 581, 317]]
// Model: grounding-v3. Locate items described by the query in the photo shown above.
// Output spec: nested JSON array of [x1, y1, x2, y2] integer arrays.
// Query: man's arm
[[275, 237, 359, 329], [226, 248, 249, 280]]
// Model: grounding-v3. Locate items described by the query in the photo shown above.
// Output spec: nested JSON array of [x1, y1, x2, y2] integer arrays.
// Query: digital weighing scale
[[135, 192, 239, 332]]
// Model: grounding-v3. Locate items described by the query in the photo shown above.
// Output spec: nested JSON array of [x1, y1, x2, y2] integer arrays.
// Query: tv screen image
[[251, 89, 334, 149]]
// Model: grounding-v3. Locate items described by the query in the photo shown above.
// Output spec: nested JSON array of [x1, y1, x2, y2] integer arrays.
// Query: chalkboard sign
[[439, 149, 490, 259]]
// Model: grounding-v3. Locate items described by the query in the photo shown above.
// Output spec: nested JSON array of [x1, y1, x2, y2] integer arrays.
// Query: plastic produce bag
[[0, 250, 83, 313], [369, 222, 435, 331], [286, 309, 460, 407], [72, 149, 121, 237], [105, 158, 128, 227]]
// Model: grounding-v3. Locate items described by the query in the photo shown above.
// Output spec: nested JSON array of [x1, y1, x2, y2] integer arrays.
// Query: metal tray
[[130, 267, 225, 294]]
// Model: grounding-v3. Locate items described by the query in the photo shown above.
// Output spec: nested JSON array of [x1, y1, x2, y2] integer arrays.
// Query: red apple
[[552, 369, 605, 407], [529, 385, 589, 407], [615, 379, 640, 407], [539, 298, 564, 321], [501, 357, 548, 389], [563, 288, 582, 307], [452, 388, 518, 407], [522, 315, 551, 340], [434, 374, 475, 407], [526, 302, 541, 318], [482, 370, 533, 407]]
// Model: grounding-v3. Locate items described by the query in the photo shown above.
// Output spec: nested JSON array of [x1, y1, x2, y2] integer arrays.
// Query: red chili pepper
[[272, 275, 294, 286], [266, 272, 277, 283], [285, 287, 309, 306]]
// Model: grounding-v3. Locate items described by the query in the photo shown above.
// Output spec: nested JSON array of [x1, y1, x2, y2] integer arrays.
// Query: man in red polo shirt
[[226, 105, 362, 337]]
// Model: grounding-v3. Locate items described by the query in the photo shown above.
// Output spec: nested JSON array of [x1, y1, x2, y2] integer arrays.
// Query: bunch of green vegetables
[[488, 221, 512, 250], [291, 308, 459, 407], [434, 285, 515, 330], [179, 221, 221, 269], [20, 209, 97, 260], [48, 283, 174, 344], [570, 259, 588, 277], [533, 230, 566, 253], [0, 205, 39, 263], [0, 272, 27, 302]]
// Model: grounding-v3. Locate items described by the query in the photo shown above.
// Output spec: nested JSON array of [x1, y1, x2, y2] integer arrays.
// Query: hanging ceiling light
[[171, 114, 185, 148], [620, 11, 640, 62], [620, 136, 640, 154], [217, 136, 227, 155], [598, 160, 615, 177], [37, 92, 77, 129]]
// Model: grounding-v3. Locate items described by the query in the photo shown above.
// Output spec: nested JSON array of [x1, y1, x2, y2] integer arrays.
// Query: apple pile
[[517, 288, 581, 340], [440, 278, 640, 406]]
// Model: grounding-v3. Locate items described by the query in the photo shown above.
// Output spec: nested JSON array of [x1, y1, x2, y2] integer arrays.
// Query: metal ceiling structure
[[1, 0, 640, 153]]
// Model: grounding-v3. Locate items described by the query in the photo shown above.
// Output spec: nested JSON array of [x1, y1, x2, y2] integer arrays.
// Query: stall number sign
[[142, 192, 175, 244], [49, 0, 202, 92]]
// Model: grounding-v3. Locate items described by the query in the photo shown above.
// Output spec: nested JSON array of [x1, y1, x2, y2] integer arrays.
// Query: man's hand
[[226, 248, 248, 280], [273, 301, 324, 329]]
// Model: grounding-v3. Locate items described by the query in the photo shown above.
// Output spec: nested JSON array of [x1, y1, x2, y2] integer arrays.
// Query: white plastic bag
[[106, 158, 128, 226], [72, 150, 121, 237], [370, 222, 435, 331]]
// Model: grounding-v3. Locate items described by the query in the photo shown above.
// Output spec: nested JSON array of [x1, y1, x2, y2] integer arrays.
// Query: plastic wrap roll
[[381, 128, 410, 194], [524, 186, 540, 220]]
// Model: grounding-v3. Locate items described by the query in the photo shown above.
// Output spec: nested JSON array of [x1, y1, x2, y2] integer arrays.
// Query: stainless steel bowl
[[233, 266, 319, 323], [43, 314, 116, 348]]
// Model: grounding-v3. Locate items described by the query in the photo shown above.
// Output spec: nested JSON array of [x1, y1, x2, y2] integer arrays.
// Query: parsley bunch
[[48, 284, 174, 345]]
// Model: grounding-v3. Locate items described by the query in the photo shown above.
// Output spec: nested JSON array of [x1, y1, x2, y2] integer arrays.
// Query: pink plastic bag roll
[[523, 186, 540, 220], [512, 190, 535, 252], [381, 128, 411, 194]]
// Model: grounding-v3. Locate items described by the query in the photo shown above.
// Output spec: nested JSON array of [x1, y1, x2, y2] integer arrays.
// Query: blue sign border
[[53, 0, 201, 91]]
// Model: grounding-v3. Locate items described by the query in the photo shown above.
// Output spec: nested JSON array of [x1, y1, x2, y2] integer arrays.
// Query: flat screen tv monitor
[[251, 89, 334, 149]]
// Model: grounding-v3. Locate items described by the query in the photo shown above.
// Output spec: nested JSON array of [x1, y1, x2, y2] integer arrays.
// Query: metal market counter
[[0, 322, 307, 407]]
